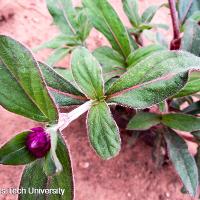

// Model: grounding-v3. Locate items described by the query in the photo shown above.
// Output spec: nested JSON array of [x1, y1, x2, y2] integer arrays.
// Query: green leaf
[[174, 71, 200, 97], [181, 20, 200, 56], [46, 0, 79, 36], [141, 5, 161, 23], [53, 67, 74, 83], [106, 50, 200, 109], [75, 7, 92, 41], [19, 160, 48, 200], [164, 128, 198, 197], [122, 0, 141, 27], [127, 44, 165, 67], [93, 46, 126, 69], [127, 112, 160, 130], [71, 47, 104, 100], [0, 35, 58, 122], [0, 131, 35, 165], [107, 73, 188, 109], [162, 113, 200, 132], [93, 46, 126, 81], [34, 34, 81, 51], [48, 133, 74, 200], [87, 101, 121, 159], [47, 48, 70, 66], [83, 0, 137, 58], [19, 134, 74, 200], [39, 62, 86, 107], [178, 0, 200, 24]]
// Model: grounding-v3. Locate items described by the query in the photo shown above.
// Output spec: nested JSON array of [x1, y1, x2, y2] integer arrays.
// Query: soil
[[0, 0, 196, 200]]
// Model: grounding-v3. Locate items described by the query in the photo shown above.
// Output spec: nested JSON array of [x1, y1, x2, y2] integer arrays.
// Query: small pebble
[[79, 162, 90, 169]]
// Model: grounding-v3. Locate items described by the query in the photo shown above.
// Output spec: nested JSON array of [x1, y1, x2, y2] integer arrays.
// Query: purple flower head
[[26, 127, 51, 158]]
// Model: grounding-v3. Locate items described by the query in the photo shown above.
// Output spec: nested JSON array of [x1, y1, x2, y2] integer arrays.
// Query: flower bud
[[26, 127, 51, 158]]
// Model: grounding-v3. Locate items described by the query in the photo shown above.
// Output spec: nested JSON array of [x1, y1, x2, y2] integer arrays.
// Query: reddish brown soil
[[0, 1, 195, 200]]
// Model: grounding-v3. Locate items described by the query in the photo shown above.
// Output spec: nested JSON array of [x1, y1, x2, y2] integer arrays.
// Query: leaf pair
[[127, 112, 200, 132], [71, 47, 121, 159], [128, 112, 200, 196], [122, 0, 165, 35]]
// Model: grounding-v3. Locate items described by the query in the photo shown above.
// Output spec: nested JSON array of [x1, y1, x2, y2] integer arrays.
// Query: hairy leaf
[[19, 160, 47, 200], [83, 0, 137, 58], [181, 20, 200, 56], [141, 5, 161, 23], [174, 71, 200, 97], [46, 0, 79, 36], [162, 113, 200, 132], [127, 44, 165, 67], [127, 112, 160, 130], [47, 48, 70, 66], [87, 101, 121, 159], [122, 0, 141, 27], [48, 134, 74, 200], [93, 46, 126, 81], [0, 35, 58, 122], [164, 128, 198, 197], [71, 47, 104, 100], [178, 0, 200, 24], [0, 132, 35, 165], [34, 34, 81, 51], [19, 134, 74, 200], [76, 7, 92, 41], [106, 50, 200, 108], [39, 62, 86, 107]]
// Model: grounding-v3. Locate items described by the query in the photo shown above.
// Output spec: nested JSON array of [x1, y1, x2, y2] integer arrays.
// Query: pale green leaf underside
[[164, 128, 198, 197], [87, 101, 121, 159], [0, 35, 58, 122]]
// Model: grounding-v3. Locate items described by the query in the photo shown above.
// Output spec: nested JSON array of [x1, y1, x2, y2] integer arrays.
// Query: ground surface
[[0, 0, 195, 200]]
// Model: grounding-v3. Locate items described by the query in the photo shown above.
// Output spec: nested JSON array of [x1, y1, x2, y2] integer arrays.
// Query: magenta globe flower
[[26, 127, 51, 158]]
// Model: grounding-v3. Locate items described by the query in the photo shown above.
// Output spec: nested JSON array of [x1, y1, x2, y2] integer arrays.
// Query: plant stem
[[168, 0, 180, 40], [168, 0, 181, 50], [56, 100, 93, 131]]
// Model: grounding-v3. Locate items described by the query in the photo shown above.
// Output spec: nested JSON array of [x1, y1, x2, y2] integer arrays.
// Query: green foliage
[[164, 128, 198, 197], [127, 112, 161, 130], [83, 0, 137, 58], [87, 101, 120, 159], [128, 112, 200, 132], [39, 62, 86, 107], [19, 134, 74, 200], [1, 0, 200, 199], [36, 0, 92, 65], [0, 132, 35, 165], [71, 47, 104, 100], [0, 35, 58, 123]]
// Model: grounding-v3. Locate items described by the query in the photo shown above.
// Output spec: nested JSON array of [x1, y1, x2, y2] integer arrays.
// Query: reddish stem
[[168, 0, 181, 50]]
